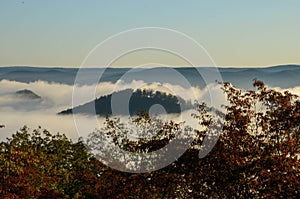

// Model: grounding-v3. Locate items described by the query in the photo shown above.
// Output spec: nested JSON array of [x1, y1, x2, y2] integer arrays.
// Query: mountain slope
[[59, 89, 192, 116]]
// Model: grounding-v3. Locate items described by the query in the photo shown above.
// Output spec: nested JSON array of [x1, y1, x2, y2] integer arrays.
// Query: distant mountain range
[[59, 89, 192, 116], [1, 65, 300, 89]]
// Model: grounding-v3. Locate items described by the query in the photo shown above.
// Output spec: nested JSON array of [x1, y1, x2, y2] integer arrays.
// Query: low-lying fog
[[0, 79, 299, 141]]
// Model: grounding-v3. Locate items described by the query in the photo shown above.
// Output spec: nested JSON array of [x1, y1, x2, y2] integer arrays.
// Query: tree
[[188, 80, 300, 197], [86, 80, 300, 198], [0, 126, 105, 198]]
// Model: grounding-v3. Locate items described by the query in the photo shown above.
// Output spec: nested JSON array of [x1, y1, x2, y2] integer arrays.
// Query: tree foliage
[[0, 126, 103, 198], [0, 80, 299, 198]]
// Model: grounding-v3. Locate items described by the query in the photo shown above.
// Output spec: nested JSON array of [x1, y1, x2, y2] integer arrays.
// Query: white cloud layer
[[3, 79, 299, 141], [0, 79, 215, 141]]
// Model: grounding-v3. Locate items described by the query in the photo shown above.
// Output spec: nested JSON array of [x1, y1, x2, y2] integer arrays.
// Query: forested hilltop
[[59, 89, 192, 116], [0, 80, 299, 198]]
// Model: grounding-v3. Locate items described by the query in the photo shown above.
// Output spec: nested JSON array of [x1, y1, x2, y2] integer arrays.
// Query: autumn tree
[[0, 126, 106, 198], [86, 80, 300, 198]]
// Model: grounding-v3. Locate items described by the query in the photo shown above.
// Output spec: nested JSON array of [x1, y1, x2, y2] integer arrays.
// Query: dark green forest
[[0, 81, 299, 198], [59, 89, 192, 116]]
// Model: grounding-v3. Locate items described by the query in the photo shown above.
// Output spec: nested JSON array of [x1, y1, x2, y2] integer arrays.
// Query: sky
[[0, 0, 300, 67]]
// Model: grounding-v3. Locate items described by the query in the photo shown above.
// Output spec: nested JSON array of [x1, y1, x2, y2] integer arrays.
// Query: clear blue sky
[[0, 0, 299, 67]]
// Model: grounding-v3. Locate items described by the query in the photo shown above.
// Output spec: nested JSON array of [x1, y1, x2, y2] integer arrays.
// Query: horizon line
[[0, 63, 300, 69]]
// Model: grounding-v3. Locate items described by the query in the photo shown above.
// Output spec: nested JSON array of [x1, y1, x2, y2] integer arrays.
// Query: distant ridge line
[[1, 64, 300, 70]]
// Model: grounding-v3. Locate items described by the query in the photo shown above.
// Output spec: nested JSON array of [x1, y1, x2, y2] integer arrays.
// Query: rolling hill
[[59, 89, 192, 116]]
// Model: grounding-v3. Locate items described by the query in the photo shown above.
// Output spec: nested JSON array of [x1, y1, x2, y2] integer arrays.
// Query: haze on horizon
[[0, 0, 300, 68]]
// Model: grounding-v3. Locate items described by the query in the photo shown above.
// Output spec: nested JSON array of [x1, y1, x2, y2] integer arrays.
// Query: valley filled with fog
[[1, 65, 300, 141]]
